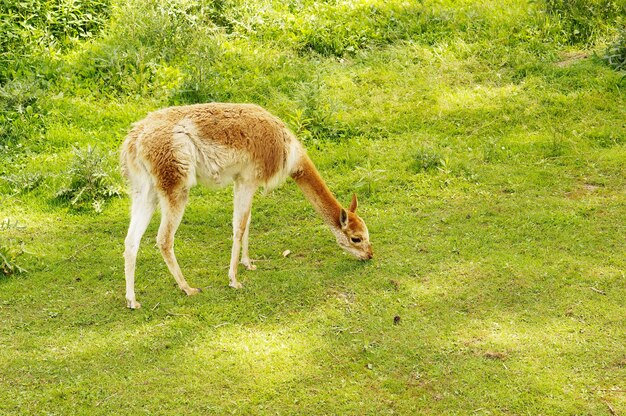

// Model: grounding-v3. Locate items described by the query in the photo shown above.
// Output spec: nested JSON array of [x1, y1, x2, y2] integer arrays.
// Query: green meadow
[[1, 0, 625, 413]]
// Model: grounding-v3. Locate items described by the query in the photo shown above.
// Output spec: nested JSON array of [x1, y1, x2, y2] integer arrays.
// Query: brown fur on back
[[121, 103, 294, 195], [188, 104, 289, 181]]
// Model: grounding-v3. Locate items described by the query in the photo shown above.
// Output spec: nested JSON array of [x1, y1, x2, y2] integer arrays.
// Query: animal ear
[[349, 193, 358, 213], [340, 208, 349, 229]]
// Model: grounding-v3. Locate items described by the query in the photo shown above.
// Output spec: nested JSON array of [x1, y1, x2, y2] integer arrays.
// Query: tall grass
[[0, 0, 111, 81], [544, 0, 625, 45]]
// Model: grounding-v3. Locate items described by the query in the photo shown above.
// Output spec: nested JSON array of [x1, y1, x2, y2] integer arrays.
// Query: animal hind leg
[[124, 184, 157, 309], [157, 188, 201, 296]]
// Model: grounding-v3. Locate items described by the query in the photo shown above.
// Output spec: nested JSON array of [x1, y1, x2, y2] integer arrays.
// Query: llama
[[120, 103, 373, 309]]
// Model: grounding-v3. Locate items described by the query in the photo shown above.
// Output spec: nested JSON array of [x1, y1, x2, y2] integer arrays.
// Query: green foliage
[[1, 172, 44, 194], [282, 2, 433, 56], [64, 0, 202, 97], [287, 78, 358, 143], [411, 147, 444, 172], [0, 80, 46, 147], [0, 0, 111, 80], [174, 39, 308, 104], [55, 146, 121, 213], [0, 219, 27, 276], [227, 0, 458, 57], [353, 162, 386, 196], [604, 28, 626, 71], [69, 41, 165, 97], [544, 0, 626, 45]]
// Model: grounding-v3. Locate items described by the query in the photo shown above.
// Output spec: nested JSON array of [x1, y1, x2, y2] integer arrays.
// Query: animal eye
[[351, 237, 362, 244]]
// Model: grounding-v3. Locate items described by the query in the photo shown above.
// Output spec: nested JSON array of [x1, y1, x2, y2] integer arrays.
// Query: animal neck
[[291, 154, 342, 231]]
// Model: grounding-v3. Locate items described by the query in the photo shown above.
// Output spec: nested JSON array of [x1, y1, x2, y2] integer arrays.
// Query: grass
[[1, 0, 626, 414]]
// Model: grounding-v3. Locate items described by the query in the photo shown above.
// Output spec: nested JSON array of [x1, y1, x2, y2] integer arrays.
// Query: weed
[[174, 37, 311, 106], [411, 147, 444, 173], [55, 146, 121, 212], [604, 29, 626, 72], [1, 172, 44, 194], [0, 219, 27, 276], [70, 42, 163, 96], [0, 80, 46, 147], [290, 78, 358, 143], [354, 162, 386, 196]]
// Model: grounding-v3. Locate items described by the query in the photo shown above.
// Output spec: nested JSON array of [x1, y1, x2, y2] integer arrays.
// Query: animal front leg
[[229, 182, 257, 288], [240, 212, 256, 271]]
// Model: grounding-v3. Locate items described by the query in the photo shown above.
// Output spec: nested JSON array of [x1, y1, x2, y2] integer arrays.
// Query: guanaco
[[120, 103, 372, 309]]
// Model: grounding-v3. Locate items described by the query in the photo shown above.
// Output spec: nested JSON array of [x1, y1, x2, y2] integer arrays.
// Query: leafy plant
[[0, 219, 27, 276], [604, 29, 626, 71], [411, 147, 444, 172], [289, 79, 358, 143], [0, 0, 111, 81], [1, 172, 44, 194], [0, 80, 46, 147], [354, 162, 386, 196], [55, 146, 121, 212]]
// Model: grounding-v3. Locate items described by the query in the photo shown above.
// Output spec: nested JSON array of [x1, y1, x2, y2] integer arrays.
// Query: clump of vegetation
[[1, 172, 44, 194], [604, 29, 626, 71], [0, 0, 111, 81], [544, 0, 625, 45], [0, 219, 27, 276], [288, 78, 358, 143], [232, 1, 457, 57], [55, 146, 121, 213], [66, 0, 211, 97], [411, 147, 444, 173], [0, 80, 46, 147], [354, 162, 386, 196]]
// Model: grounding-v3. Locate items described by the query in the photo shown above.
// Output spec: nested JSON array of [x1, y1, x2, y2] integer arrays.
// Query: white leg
[[240, 211, 256, 271], [157, 190, 201, 296], [229, 181, 257, 288], [124, 186, 156, 309]]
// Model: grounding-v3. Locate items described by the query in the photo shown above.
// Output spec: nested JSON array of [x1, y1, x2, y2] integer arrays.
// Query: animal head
[[335, 194, 373, 260]]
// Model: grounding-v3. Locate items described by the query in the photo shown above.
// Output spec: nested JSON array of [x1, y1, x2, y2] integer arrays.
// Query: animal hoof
[[126, 299, 141, 309], [229, 281, 243, 289], [241, 259, 257, 271], [185, 287, 202, 296]]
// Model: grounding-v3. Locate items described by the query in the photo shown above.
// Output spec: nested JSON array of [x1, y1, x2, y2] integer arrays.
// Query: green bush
[[69, 41, 163, 96], [0, 0, 111, 81], [63, 0, 246, 98], [55, 146, 121, 213], [544, 0, 625, 45], [174, 37, 312, 105], [65, 0, 200, 97]]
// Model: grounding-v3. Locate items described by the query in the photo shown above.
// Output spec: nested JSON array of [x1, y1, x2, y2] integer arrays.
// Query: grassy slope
[[1, 0, 626, 414]]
